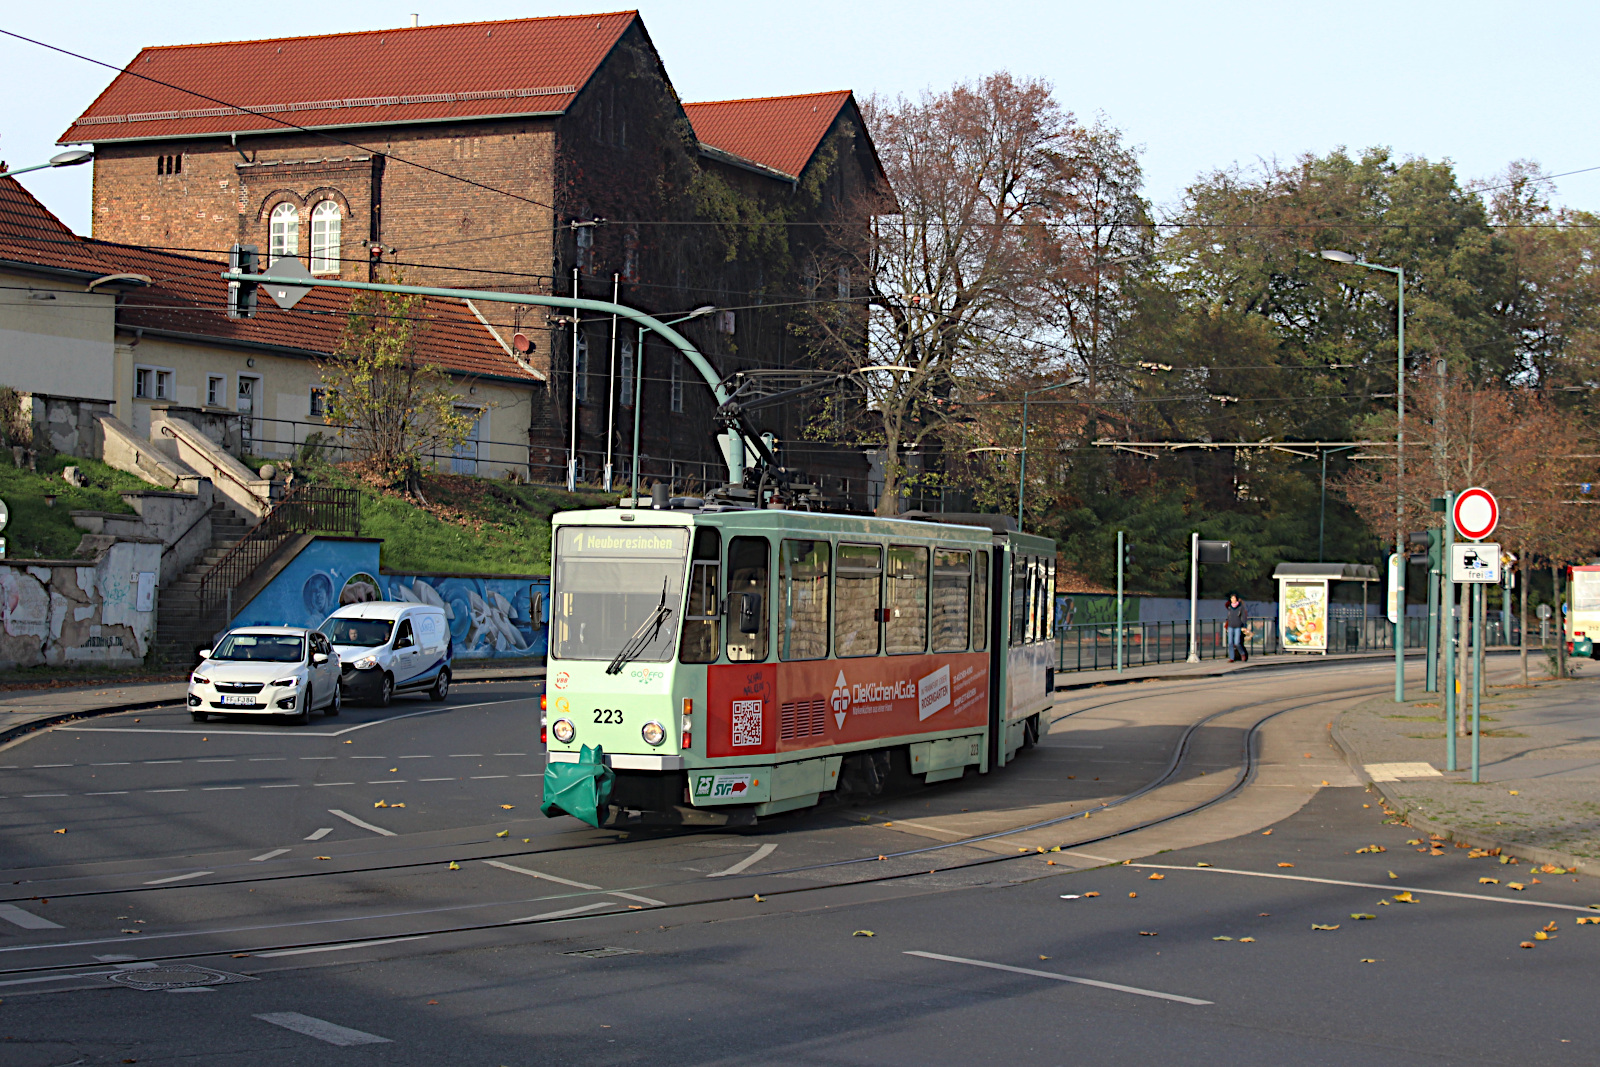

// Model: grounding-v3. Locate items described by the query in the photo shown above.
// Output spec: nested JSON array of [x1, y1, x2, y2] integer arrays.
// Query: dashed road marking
[[509, 902, 614, 923], [304, 828, 332, 841], [254, 1012, 391, 1047], [707, 843, 777, 878], [250, 848, 291, 862], [143, 871, 212, 885], [905, 951, 1213, 1005], [328, 809, 395, 837], [1132, 863, 1600, 912], [0, 903, 62, 930], [483, 859, 665, 906]]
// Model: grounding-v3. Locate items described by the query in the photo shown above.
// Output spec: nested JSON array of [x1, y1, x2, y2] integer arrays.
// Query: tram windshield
[[552, 527, 689, 663]]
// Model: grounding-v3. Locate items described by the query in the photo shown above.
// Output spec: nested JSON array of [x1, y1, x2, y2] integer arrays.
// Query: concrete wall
[[73, 485, 215, 586], [151, 414, 274, 519], [98, 413, 190, 488], [21, 393, 113, 459], [0, 541, 161, 669]]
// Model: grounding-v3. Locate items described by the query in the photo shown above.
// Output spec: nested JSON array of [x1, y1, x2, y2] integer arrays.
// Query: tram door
[[985, 541, 1009, 772]]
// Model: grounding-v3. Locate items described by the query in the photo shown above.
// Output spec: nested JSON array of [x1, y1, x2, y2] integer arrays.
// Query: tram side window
[[1027, 557, 1042, 644], [1044, 558, 1056, 641], [931, 549, 971, 652], [780, 539, 830, 661], [835, 543, 882, 657], [972, 551, 989, 651], [679, 528, 722, 664], [1010, 554, 1028, 647], [726, 536, 770, 662], [886, 545, 929, 654]]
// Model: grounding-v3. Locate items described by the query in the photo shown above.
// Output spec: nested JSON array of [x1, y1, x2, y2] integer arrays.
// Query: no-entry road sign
[[1452, 487, 1498, 541]]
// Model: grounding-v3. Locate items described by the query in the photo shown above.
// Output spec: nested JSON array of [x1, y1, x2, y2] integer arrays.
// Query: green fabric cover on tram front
[[540, 744, 615, 827]]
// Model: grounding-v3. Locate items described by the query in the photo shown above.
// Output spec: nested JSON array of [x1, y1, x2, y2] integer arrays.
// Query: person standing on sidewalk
[[1225, 592, 1249, 662]]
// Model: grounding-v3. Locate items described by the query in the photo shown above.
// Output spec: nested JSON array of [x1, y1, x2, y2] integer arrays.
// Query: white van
[[318, 602, 453, 706]]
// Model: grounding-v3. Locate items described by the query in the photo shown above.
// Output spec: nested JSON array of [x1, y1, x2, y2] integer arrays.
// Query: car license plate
[[220, 694, 256, 706]]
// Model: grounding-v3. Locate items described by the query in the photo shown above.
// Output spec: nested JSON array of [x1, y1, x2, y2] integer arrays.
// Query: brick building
[[60, 11, 891, 498]]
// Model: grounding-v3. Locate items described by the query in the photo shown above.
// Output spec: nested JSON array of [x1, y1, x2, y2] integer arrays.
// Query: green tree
[[319, 281, 476, 498]]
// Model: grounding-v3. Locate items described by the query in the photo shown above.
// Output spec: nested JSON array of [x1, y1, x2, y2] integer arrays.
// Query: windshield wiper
[[606, 578, 672, 675]]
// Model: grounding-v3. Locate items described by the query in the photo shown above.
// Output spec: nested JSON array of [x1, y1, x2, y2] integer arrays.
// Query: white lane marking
[[398, 755, 431, 759], [0, 970, 119, 987], [301, 756, 336, 761], [483, 859, 665, 906], [349, 756, 385, 760], [90, 762, 130, 766], [146, 789, 187, 793], [470, 775, 507, 780], [509, 902, 614, 923], [250, 848, 291, 862], [305, 828, 332, 841], [61, 698, 516, 739], [144, 760, 181, 765], [707, 843, 777, 878], [878, 818, 966, 838], [260, 784, 298, 789], [197, 759, 235, 763], [33, 763, 70, 768], [1131, 863, 1600, 913], [365, 780, 403, 785], [84, 791, 128, 796], [1060, 851, 1121, 865], [450, 753, 484, 757], [250, 758, 286, 762], [328, 809, 395, 837], [314, 782, 356, 787], [905, 951, 1213, 1006], [256, 935, 426, 958], [254, 1012, 392, 1047], [22, 794, 66, 798], [202, 787, 245, 791], [143, 871, 212, 885], [0, 903, 62, 930], [419, 777, 455, 782]]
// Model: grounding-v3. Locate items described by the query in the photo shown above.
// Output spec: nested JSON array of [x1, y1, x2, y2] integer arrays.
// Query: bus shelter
[[1273, 563, 1381, 654]]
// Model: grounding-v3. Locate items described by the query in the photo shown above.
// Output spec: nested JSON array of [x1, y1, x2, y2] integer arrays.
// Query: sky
[[6, 1, 1600, 236]]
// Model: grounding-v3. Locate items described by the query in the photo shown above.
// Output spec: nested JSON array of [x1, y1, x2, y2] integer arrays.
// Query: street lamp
[[1017, 379, 1080, 528], [1322, 249, 1407, 702], [0, 149, 93, 179], [631, 305, 715, 502]]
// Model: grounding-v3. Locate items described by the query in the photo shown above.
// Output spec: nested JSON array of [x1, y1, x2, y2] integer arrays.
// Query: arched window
[[269, 203, 299, 265], [310, 201, 341, 274]]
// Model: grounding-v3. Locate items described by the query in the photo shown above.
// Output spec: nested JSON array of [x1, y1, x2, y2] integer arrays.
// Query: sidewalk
[[1333, 658, 1600, 873], [0, 659, 545, 746], [1056, 645, 1460, 691]]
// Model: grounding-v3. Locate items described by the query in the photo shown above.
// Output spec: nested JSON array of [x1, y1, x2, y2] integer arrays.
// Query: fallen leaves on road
[[1507, 883, 1527, 891], [1481, 878, 1499, 884], [501, 805, 514, 810], [1213, 936, 1234, 941], [877, 855, 886, 862], [1277, 863, 1295, 868], [1361, 958, 1378, 963], [1356, 845, 1387, 854], [1521, 941, 1536, 949], [1543, 921, 1559, 933], [1312, 924, 1340, 931], [121, 929, 141, 934], [1393, 892, 1418, 904], [392, 803, 404, 808], [1261, 830, 1273, 836], [1039, 955, 1050, 960], [852, 930, 874, 937], [1084, 892, 1100, 898], [1407, 839, 1423, 846], [1388, 871, 1399, 880], [1129, 892, 1138, 898], [1576, 917, 1599, 925], [374, 801, 388, 808], [1510, 790, 1520, 796], [753, 895, 763, 902], [1138, 931, 1158, 936], [448, 862, 460, 871], [52, 829, 65, 834], [314, 856, 331, 861], [1196, 862, 1212, 867], [495, 831, 509, 838], [1239, 937, 1255, 943], [1148, 873, 1165, 880], [1351, 914, 1376, 920], [1536, 931, 1555, 941]]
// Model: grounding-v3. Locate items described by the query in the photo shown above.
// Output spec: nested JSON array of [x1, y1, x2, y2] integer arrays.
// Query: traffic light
[[1407, 529, 1444, 568], [1122, 539, 1135, 570], [227, 243, 258, 319]]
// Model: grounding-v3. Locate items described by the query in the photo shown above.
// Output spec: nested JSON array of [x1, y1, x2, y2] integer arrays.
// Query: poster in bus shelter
[[1279, 579, 1328, 652]]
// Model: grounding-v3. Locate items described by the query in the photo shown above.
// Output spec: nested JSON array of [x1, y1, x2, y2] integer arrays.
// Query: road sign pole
[[1471, 582, 1484, 783], [1442, 492, 1457, 772], [1187, 533, 1200, 663], [1116, 530, 1125, 675]]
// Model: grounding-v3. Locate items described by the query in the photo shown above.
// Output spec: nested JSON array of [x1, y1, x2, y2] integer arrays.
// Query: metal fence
[[1056, 614, 1519, 673], [195, 486, 361, 625]]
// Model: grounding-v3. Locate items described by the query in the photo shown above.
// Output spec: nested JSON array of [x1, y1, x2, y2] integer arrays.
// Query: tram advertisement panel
[[706, 653, 989, 757]]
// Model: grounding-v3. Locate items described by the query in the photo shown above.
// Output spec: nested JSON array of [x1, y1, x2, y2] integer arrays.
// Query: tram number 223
[[593, 709, 624, 724]]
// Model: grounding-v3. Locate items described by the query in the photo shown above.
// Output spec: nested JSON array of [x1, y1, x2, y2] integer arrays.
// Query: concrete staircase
[[154, 502, 252, 667]]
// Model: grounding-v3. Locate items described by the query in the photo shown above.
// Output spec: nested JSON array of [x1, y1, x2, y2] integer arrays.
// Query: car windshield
[[211, 633, 304, 663], [319, 618, 394, 647], [551, 526, 687, 662]]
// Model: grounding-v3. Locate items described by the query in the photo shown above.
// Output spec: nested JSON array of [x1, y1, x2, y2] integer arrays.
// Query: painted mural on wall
[[228, 537, 548, 661], [0, 541, 160, 669]]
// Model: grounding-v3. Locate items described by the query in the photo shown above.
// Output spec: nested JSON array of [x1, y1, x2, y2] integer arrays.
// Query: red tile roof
[[684, 91, 855, 180], [60, 12, 637, 144], [0, 178, 538, 384]]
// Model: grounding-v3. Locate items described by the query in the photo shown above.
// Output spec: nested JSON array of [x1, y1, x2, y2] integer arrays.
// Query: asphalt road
[[2, 663, 1594, 1065]]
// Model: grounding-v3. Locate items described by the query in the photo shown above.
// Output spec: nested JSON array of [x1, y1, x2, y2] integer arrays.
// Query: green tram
[[540, 503, 1057, 827]]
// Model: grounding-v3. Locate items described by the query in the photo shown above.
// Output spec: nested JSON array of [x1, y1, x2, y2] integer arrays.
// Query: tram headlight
[[641, 720, 666, 747], [551, 718, 576, 744]]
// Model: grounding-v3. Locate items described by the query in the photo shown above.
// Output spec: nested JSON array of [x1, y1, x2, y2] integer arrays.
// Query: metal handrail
[[193, 486, 360, 626]]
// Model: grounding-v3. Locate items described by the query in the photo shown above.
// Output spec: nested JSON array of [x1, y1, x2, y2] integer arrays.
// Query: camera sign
[[1449, 541, 1502, 584]]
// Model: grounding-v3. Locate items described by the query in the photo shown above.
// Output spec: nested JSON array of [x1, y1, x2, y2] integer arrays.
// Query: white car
[[188, 627, 342, 725]]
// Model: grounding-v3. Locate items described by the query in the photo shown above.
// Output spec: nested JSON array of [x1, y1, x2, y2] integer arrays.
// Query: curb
[[0, 664, 547, 749], [1327, 710, 1595, 880], [1053, 648, 1520, 694]]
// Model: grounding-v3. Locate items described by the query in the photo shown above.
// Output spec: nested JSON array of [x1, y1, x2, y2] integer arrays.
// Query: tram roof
[[551, 506, 1054, 549]]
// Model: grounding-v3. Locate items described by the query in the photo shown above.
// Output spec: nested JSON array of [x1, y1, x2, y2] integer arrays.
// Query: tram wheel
[[1022, 713, 1041, 749]]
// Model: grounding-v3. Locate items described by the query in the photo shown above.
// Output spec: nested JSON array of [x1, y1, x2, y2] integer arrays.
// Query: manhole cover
[[106, 965, 255, 991], [562, 947, 641, 959]]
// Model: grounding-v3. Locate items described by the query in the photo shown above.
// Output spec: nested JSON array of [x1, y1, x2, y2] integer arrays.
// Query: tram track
[[0, 673, 1393, 979]]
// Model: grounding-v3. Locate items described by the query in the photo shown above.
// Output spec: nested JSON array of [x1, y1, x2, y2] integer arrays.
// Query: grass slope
[[0, 454, 148, 559]]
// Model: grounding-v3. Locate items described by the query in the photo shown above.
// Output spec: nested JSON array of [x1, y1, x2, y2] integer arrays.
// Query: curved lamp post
[[632, 305, 715, 500], [0, 149, 93, 179], [1322, 249, 1406, 702]]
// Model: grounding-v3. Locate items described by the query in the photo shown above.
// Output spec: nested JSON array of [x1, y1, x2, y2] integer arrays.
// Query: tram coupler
[[540, 744, 615, 828]]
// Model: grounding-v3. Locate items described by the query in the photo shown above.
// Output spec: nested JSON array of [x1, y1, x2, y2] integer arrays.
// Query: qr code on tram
[[731, 699, 763, 747]]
